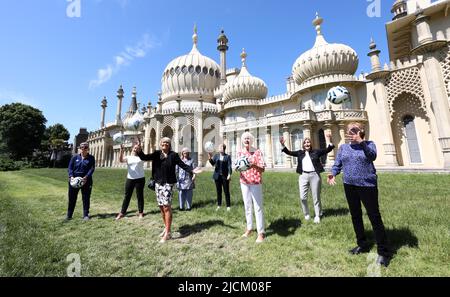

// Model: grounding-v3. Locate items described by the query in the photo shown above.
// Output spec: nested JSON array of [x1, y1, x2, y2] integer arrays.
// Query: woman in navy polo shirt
[[66, 142, 95, 221]]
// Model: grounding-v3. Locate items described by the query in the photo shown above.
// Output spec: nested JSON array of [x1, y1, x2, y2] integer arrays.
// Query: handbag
[[147, 175, 156, 191]]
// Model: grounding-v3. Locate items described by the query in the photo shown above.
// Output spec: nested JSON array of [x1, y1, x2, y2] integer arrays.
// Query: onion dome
[[161, 25, 221, 102], [292, 13, 359, 86], [222, 49, 268, 103]]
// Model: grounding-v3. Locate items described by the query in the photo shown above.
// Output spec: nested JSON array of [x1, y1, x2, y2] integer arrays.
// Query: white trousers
[[240, 183, 265, 234], [299, 172, 322, 217]]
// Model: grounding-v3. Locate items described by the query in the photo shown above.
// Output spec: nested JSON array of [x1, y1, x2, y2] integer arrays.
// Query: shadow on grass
[[387, 227, 419, 254], [266, 218, 302, 237], [177, 219, 237, 238], [323, 207, 349, 217], [363, 227, 419, 255]]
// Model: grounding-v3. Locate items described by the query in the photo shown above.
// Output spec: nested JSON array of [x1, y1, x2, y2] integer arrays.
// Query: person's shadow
[[177, 219, 236, 238], [363, 227, 419, 255], [322, 208, 349, 217], [266, 218, 302, 237]]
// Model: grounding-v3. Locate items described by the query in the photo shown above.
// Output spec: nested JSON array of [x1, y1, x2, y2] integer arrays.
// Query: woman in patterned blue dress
[[176, 147, 196, 211]]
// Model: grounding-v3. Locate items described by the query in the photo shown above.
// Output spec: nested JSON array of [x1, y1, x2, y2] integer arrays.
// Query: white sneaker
[[304, 215, 311, 221], [216, 206, 221, 211], [227, 207, 231, 211], [314, 216, 321, 224]]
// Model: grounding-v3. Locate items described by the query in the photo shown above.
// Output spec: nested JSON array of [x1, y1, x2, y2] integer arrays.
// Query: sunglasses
[[80, 147, 89, 149]]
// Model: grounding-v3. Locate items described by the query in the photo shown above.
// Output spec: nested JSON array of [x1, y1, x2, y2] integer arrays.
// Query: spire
[[240, 48, 247, 67], [369, 37, 377, 50], [313, 12, 327, 47], [128, 87, 138, 115], [192, 23, 198, 47]]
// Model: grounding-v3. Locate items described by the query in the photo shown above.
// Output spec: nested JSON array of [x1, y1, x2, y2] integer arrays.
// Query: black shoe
[[376, 255, 391, 267], [349, 246, 370, 255]]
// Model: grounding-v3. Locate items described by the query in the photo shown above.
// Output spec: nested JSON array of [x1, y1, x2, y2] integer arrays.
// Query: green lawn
[[0, 168, 449, 276]]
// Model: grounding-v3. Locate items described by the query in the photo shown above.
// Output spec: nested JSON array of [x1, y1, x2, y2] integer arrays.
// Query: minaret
[[368, 38, 381, 72], [217, 29, 229, 86], [115, 85, 124, 125], [127, 87, 138, 117], [100, 97, 107, 128], [365, 39, 398, 166], [410, 7, 450, 168], [391, 0, 407, 20]]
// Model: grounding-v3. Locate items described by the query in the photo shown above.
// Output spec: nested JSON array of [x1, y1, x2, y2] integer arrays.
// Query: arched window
[[403, 115, 422, 163], [290, 129, 304, 165], [318, 129, 327, 164]]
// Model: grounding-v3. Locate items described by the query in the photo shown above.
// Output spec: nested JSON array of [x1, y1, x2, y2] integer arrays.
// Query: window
[[181, 66, 188, 74], [272, 127, 284, 166], [188, 65, 194, 74], [209, 68, 214, 76], [195, 66, 202, 74], [290, 129, 303, 165], [403, 115, 422, 163], [202, 67, 208, 75]]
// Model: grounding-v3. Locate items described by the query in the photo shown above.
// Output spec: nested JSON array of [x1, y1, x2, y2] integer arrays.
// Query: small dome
[[222, 49, 268, 103], [292, 13, 359, 86], [161, 25, 221, 102]]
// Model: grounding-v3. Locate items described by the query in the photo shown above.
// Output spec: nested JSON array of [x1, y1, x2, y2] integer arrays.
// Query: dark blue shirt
[[68, 154, 96, 178], [332, 141, 377, 187]]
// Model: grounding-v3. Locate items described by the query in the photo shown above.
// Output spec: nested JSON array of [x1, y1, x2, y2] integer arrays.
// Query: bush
[[0, 155, 21, 171]]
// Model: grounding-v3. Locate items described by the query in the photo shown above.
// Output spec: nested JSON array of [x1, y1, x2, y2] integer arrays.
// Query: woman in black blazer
[[280, 135, 334, 223], [208, 144, 232, 211], [137, 137, 198, 243]]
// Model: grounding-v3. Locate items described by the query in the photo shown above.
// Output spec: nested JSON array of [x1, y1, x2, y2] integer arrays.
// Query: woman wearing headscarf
[[176, 147, 196, 211], [237, 132, 266, 243]]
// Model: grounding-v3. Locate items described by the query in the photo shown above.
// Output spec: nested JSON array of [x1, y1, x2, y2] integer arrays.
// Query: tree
[[0, 103, 47, 160], [43, 124, 70, 148]]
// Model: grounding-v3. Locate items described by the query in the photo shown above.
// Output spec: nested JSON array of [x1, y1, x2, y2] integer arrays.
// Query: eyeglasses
[[80, 147, 89, 150]]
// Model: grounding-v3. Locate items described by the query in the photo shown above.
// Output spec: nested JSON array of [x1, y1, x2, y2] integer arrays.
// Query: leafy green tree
[[0, 103, 47, 160], [43, 124, 70, 148]]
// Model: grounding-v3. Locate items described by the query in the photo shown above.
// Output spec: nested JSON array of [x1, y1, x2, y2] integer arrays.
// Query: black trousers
[[344, 184, 391, 257], [121, 177, 145, 214], [67, 178, 92, 218], [215, 175, 231, 207]]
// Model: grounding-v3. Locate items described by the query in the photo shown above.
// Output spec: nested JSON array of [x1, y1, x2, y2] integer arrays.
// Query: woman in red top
[[237, 132, 266, 243]]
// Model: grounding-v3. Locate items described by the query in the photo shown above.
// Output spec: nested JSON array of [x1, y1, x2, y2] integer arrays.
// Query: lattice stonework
[[385, 66, 427, 117], [438, 45, 450, 101]]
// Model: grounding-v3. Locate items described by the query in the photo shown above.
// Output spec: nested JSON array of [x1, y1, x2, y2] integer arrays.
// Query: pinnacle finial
[[193, 23, 198, 46], [240, 48, 247, 66], [313, 12, 324, 35], [369, 37, 377, 50]]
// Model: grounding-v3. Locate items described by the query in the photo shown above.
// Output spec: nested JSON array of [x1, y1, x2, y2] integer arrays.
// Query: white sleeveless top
[[125, 156, 145, 179]]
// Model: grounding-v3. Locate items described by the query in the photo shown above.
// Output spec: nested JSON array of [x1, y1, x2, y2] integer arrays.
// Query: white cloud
[[89, 34, 159, 89]]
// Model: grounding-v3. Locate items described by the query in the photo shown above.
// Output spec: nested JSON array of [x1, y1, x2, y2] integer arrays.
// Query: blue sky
[[0, 0, 394, 141]]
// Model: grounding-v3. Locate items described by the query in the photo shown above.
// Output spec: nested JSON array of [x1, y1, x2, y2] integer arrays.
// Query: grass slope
[[0, 169, 449, 276]]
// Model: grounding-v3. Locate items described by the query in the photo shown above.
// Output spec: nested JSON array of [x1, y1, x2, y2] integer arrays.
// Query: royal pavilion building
[[86, 0, 450, 171]]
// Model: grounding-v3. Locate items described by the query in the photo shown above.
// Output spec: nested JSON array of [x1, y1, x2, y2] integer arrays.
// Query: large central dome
[[161, 26, 221, 102], [292, 13, 359, 86]]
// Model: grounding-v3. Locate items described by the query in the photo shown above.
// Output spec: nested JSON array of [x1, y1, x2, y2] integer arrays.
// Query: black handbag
[[147, 178, 156, 191]]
